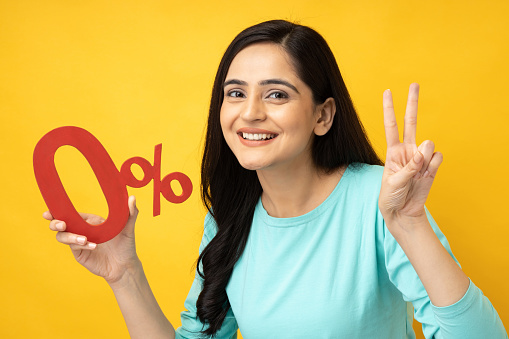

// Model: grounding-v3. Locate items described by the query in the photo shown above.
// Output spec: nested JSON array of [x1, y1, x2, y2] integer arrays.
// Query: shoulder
[[322, 163, 384, 220], [345, 163, 384, 194], [348, 162, 384, 179]]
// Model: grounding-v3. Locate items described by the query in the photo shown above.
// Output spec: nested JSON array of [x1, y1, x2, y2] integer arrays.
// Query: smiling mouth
[[240, 132, 278, 141]]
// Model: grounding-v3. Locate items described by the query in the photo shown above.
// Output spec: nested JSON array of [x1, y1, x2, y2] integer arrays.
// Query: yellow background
[[1, 1, 508, 338]]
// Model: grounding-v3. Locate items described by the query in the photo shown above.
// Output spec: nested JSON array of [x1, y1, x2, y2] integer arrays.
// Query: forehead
[[225, 43, 300, 82]]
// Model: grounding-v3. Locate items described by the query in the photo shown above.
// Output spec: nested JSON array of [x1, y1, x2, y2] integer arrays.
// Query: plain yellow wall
[[1, 1, 507, 338]]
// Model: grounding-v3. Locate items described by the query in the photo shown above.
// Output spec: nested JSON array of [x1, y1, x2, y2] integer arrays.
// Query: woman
[[44, 20, 506, 338]]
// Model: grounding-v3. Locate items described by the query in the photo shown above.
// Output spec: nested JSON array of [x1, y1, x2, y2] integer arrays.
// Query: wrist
[[107, 257, 144, 291], [383, 211, 430, 243]]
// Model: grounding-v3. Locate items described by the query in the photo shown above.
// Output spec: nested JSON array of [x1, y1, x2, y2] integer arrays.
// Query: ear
[[314, 97, 336, 136]]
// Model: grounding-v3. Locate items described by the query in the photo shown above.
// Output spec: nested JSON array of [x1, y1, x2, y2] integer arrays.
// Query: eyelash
[[226, 90, 245, 98], [267, 91, 288, 100], [225, 90, 289, 100]]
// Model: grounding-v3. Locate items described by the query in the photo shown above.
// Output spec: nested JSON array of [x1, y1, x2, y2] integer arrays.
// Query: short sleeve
[[175, 213, 239, 339], [383, 207, 507, 339]]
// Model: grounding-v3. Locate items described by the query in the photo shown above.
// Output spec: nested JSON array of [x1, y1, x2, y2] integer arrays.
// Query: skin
[[44, 43, 469, 338], [379, 84, 469, 306], [220, 43, 340, 217], [221, 43, 330, 173], [45, 197, 176, 338]]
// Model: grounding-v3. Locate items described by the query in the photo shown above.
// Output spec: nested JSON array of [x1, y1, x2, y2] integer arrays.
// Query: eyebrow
[[223, 78, 300, 94]]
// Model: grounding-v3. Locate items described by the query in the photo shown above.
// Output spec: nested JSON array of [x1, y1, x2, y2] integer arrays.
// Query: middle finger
[[55, 231, 88, 246], [49, 219, 66, 232]]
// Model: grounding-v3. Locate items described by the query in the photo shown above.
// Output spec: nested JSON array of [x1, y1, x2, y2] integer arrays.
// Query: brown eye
[[268, 91, 288, 99], [227, 90, 245, 98]]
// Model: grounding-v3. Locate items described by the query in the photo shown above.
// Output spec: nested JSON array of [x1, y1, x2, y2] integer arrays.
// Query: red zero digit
[[33, 126, 129, 244]]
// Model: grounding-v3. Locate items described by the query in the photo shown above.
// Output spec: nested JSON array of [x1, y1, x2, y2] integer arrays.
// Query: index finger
[[78, 212, 105, 225], [403, 83, 419, 144], [383, 89, 400, 147], [42, 211, 53, 220]]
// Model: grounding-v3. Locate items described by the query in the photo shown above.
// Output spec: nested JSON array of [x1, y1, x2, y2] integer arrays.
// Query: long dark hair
[[198, 19, 383, 336]]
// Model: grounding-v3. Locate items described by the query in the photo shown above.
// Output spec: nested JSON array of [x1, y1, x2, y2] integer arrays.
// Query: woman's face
[[220, 42, 324, 172]]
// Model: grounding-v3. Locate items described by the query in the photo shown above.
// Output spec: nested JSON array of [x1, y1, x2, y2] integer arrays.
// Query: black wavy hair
[[198, 19, 383, 337]]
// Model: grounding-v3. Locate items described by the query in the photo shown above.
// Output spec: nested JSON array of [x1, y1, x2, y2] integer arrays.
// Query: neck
[[256, 161, 345, 218]]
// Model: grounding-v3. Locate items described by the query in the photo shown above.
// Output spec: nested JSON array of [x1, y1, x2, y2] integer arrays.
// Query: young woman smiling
[[45, 20, 507, 338]]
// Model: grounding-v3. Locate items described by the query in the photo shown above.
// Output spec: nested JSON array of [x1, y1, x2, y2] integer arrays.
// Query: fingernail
[[77, 236, 86, 245], [423, 170, 430, 178], [56, 222, 64, 231], [87, 243, 97, 249]]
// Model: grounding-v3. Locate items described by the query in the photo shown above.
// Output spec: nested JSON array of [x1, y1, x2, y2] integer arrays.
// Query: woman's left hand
[[378, 83, 443, 226]]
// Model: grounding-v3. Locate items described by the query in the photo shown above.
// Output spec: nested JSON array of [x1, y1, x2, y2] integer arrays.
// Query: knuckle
[[69, 244, 83, 252], [69, 244, 85, 251], [404, 116, 417, 125], [384, 120, 397, 128], [419, 140, 435, 153], [423, 140, 435, 148], [433, 152, 444, 162], [56, 231, 73, 245], [49, 220, 59, 231], [55, 232, 64, 243]]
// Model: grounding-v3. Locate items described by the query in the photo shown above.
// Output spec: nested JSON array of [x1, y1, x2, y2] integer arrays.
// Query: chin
[[237, 158, 270, 171]]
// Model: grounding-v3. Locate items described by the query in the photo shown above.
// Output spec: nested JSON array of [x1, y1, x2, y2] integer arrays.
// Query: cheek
[[280, 110, 316, 137]]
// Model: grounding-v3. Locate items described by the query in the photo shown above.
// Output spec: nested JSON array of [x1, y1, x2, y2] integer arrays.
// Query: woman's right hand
[[44, 195, 140, 285]]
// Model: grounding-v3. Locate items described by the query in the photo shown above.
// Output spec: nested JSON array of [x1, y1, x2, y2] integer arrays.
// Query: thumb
[[123, 195, 138, 234], [397, 151, 425, 183], [128, 195, 138, 218]]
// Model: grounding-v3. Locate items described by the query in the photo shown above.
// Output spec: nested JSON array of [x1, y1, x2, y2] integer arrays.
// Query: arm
[[379, 83, 469, 306], [383, 207, 507, 338], [384, 211, 468, 307], [379, 84, 507, 337], [46, 196, 176, 339], [108, 259, 176, 339]]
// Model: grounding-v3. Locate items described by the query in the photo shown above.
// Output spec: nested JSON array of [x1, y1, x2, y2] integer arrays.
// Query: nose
[[240, 95, 266, 121]]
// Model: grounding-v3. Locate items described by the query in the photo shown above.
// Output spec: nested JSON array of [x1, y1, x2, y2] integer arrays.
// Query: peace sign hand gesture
[[378, 83, 443, 229]]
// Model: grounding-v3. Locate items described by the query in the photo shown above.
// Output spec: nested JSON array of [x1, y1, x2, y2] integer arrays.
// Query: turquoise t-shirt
[[176, 163, 506, 338]]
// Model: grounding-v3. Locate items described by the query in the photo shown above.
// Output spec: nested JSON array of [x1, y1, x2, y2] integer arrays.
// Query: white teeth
[[242, 132, 276, 140]]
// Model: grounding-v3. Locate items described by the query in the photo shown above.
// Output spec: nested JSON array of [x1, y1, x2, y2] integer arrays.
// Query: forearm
[[386, 214, 470, 307], [109, 259, 176, 339]]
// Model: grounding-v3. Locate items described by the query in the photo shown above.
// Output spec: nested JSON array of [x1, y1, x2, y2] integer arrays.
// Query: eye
[[268, 91, 288, 100], [226, 90, 245, 98]]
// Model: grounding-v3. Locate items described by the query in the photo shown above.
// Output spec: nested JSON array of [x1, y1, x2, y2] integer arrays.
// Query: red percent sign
[[33, 126, 193, 244]]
